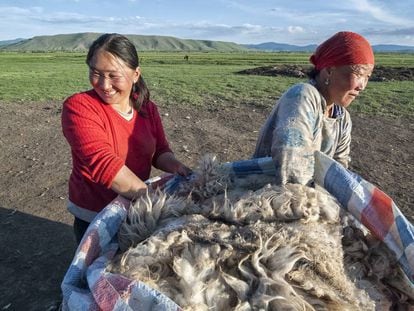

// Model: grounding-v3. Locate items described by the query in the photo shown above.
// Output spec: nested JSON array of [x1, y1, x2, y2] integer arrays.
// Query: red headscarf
[[310, 31, 375, 70]]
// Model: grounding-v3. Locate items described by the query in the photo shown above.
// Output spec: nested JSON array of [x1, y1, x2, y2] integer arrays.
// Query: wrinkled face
[[88, 49, 140, 107], [327, 64, 374, 108]]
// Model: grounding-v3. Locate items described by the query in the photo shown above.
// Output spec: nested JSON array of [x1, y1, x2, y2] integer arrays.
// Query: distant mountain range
[[243, 42, 317, 52], [244, 42, 414, 53], [0, 38, 25, 47], [1, 33, 414, 53]]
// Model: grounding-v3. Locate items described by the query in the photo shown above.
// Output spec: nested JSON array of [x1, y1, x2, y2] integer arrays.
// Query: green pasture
[[0, 51, 413, 117]]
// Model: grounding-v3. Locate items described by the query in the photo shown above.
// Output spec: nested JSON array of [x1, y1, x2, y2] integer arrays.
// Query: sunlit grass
[[0, 51, 413, 117]]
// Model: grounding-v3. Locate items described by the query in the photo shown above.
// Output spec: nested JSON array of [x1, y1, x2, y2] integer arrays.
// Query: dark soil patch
[[238, 64, 414, 81]]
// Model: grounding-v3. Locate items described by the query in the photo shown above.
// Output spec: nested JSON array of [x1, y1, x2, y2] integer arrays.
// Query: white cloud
[[219, 0, 257, 14], [287, 26, 304, 34], [0, 6, 43, 15], [366, 26, 414, 36], [33, 12, 106, 24], [349, 0, 413, 26]]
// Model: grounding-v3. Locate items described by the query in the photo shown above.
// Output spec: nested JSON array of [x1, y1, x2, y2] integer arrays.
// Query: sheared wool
[[108, 155, 414, 310]]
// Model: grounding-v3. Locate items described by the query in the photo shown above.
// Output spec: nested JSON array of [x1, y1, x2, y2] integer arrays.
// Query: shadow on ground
[[0, 207, 76, 311]]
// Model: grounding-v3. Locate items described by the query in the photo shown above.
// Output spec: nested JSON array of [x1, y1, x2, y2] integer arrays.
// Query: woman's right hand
[[111, 165, 148, 199]]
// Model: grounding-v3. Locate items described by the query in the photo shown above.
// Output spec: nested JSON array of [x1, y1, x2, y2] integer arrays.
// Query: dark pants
[[73, 217, 90, 244]]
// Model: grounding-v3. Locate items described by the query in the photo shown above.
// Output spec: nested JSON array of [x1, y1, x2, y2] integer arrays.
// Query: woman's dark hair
[[86, 33, 150, 112], [307, 67, 319, 80]]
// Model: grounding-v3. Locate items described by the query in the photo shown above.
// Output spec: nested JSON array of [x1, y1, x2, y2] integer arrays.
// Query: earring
[[324, 78, 330, 86]]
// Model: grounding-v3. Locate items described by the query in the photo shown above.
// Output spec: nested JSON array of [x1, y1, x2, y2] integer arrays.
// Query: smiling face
[[88, 49, 140, 109], [325, 64, 374, 108]]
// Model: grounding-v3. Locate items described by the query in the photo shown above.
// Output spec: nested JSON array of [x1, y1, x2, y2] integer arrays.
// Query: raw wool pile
[[342, 218, 414, 309], [108, 155, 413, 310]]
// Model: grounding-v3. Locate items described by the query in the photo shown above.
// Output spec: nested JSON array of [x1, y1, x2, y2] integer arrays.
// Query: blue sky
[[1, 0, 413, 46]]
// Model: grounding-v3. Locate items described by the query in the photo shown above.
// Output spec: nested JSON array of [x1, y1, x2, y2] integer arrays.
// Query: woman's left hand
[[155, 152, 192, 177], [175, 163, 193, 177]]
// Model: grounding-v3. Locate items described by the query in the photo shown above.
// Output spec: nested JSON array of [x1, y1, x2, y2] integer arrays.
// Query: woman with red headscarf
[[253, 31, 375, 185]]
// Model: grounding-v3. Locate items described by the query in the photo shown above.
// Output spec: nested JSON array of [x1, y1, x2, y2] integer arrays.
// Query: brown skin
[[89, 49, 140, 113], [315, 64, 374, 117]]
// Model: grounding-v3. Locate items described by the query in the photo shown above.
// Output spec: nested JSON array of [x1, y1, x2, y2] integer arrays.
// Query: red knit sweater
[[62, 90, 172, 213]]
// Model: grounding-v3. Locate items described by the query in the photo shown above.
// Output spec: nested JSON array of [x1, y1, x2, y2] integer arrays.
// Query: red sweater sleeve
[[61, 92, 124, 188]]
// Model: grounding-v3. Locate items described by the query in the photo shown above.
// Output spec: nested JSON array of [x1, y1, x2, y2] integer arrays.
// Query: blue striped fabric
[[222, 156, 275, 176], [314, 151, 414, 284], [61, 197, 181, 311]]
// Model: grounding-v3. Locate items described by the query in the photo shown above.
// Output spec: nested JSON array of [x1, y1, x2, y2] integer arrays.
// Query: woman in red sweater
[[62, 33, 191, 243]]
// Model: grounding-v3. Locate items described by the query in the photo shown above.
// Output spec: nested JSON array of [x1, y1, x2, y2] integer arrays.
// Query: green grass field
[[1, 51, 413, 117]]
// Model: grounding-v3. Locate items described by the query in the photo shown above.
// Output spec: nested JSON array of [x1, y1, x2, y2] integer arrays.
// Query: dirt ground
[[0, 67, 413, 310]]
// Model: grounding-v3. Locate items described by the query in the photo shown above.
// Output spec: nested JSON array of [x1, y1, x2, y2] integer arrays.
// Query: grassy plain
[[0, 51, 413, 116]]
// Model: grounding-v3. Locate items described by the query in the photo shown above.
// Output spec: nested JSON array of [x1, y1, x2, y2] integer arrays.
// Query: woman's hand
[[111, 165, 147, 199], [155, 152, 192, 177], [175, 162, 192, 177]]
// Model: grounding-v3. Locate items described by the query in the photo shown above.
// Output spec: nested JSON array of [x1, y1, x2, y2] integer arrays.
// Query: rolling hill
[[0, 33, 248, 52], [1, 33, 414, 53]]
